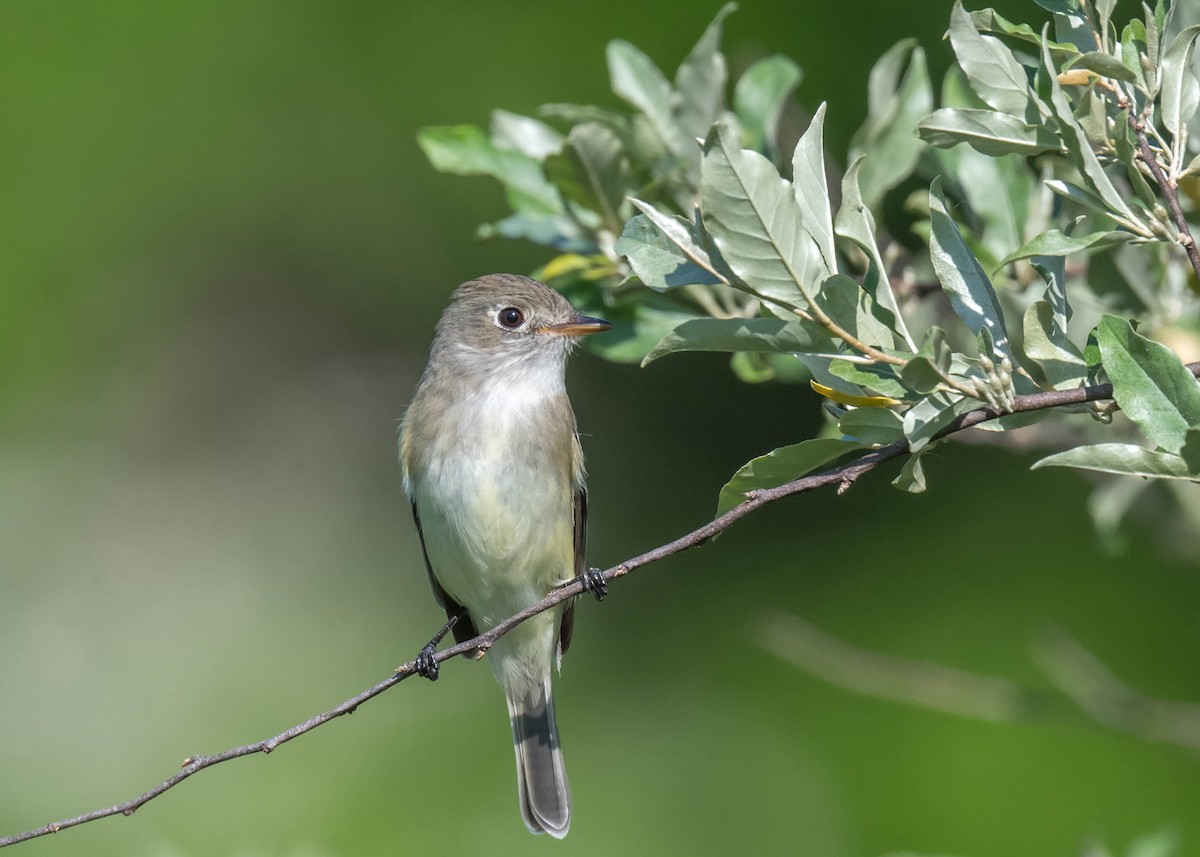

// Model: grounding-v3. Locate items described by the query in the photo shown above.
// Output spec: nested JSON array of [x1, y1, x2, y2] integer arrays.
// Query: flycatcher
[[399, 274, 610, 838]]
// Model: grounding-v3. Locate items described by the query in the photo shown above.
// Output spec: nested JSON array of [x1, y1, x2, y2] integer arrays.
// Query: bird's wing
[[411, 501, 479, 645], [558, 481, 587, 658]]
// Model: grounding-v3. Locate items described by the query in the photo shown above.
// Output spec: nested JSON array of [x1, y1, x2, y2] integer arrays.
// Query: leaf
[[998, 229, 1134, 265], [948, 0, 1035, 116], [815, 274, 896, 349], [733, 55, 803, 156], [791, 103, 838, 277], [476, 211, 590, 251], [900, 356, 947, 393], [849, 40, 932, 207], [489, 111, 563, 160], [716, 438, 868, 518], [829, 360, 910, 398], [1096, 315, 1200, 454], [543, 123, 630, 232], [1072, 50, 1137, 83], [1161, 25, 1200, 143], [607, 39, 692, 160], [918, 108, 1062, 156], [834, 157, 914, 348], [673, 2, 736, 138], [928, 178, 1012, 359], [1032, 443, 1200, 479], [701, 122, 818, 309], [417, 125, 560, 213], [615, 214, 723, 291], [625, 198, 727, 284], [810, 381, 902, 408], [839, 407, 905, 444], [1039, 37, 1143, 229], [893, 450, 929, 493], [581, 299, 699, 364], [902, 392, 970, 452], [642, 317, 836, 366], [1023, 301, 1088, 389], [969, 8, 1080, 56]]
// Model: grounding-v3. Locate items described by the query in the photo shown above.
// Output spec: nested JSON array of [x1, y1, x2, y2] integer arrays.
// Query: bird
[[399, 273, 610, 838]]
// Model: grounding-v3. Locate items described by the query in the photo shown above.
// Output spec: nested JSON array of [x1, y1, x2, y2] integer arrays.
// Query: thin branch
[[3, 364, 1199, 850], [1123, 101, 1200, 283]]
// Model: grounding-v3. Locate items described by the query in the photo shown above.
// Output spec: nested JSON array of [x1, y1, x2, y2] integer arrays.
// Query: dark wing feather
[[558, 485, 587, 657], [411, 501, 479, 646]]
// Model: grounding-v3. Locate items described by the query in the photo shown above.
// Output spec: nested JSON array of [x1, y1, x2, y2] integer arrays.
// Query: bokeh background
[[2, 2, 1198, 856]]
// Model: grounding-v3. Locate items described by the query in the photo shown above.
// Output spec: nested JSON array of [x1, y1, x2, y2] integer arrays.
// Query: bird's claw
[[579, 567, 607, 602], [415, 643, 440, 681]]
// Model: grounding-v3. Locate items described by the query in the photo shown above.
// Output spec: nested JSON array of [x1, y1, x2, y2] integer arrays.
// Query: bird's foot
[[413, 614, 460, 681], [578, 567, 608, 602]]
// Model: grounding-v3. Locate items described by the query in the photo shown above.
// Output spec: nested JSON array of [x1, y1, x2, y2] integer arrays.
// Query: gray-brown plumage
[[399, 274, 609, 837]]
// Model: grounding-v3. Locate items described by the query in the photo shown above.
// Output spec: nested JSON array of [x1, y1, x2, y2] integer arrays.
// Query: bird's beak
[[539, 315, 613, 337]]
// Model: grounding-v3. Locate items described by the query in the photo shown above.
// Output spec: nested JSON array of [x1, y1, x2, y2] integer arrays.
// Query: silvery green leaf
[[1097, 314, 1200, 454], [918, 108, 1062, 156], [1115, 111, 1160, 206], [969, 8, 1080, 56], [903, 392, 969, 452], [476, 212, 591, 251], [1032, 443, 1200, 479], [1160, 25, 1200, 144], [1096, 0, 1118, 35], [417, 125, 561, 214], [1074, 50, 1139, 83], [543, 122, 631, 232], [893, 449, 929, 493], [1053, 8, 1099, 53], [900, 357, 947, 394], [1043, 179, 1124, 219], [1121, 19, 1151, 91], [716, 438, 868, 518], [1023, 300, 1088, 389], [583, 300, 699, 364], [998, 229, 1134, 265], [1039, 37, 1141, 227], [700, 122, 817, 310], [1037, 0, 1081, 14], [792, 103, 837, 277], [626, 198, 728, 284], [928, 178, 1012, 359], [839, 407, 905, 444], [616, 214, 723, 291], [948, 0, 1036, 117], [850, 40, 932, 208], [733, 55, 803, 157], [607, 39, 693, 161], [673, 3, 735, 138], [815, 274, 896, 349], [829, 360, 909, 398], [1035, 259, 1070, 326], [834, 157, 913, 348], [642, 316, 837, 366], [489, 111, 563, 160]]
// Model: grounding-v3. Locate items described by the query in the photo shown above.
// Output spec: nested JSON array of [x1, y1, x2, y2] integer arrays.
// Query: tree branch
[[3, 364, 1199, 850]]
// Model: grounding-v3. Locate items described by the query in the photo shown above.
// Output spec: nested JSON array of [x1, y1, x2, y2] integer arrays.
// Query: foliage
[[420, 0, 1200, 546]]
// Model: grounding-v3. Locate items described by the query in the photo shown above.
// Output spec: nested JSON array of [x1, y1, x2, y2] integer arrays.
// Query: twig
[[3, 364, 1199, 849]]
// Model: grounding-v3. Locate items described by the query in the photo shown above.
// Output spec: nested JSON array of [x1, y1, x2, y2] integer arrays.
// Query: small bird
[[399, 274, 610, 838]]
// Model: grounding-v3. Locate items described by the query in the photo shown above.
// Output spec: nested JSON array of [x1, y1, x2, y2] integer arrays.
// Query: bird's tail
[[506, 675, 571, 838]]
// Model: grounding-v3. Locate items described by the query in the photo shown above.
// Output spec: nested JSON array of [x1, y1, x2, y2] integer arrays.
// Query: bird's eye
[[498, 307, 524, 329]]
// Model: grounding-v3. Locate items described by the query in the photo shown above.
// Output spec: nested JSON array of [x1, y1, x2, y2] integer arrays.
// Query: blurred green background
[[2, 2, 1198, 856]]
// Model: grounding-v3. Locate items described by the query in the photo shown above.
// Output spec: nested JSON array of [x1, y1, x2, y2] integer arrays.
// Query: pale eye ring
[[498, 307, 524, 329]]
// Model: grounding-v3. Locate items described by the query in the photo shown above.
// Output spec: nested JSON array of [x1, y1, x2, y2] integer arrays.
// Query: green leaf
[[642, 317, 836, 366], [607, 39, 692, 160], [1073, 50, 1139, 83], [918, 108, 1062, 156], [582, 299, 699, 364], [1032, 443, 1200, 479], [928, 178, 1012, 359], [1097, 315, 1200, 454], [969, 8, 1081, 56], [816, 274, 895, 349], [616, 214, 723, 291], [834, 157, 914, 348], [1161, 25, 1200, 143], [902, 392, 970, 452], [733, 55, 803, 157], [900, 357, 946, 393], [626, 198, 728, 284], [417, 125, 560, 213], [791, 103, 837, 277], [839, 407, 904, 444], [1039, 36, 1144, 230], [673, 2, 736, 138], [716, 438, 868, 518], [829, 360, 909, 398], [998, 229, 1134, 265], [892, 449, 929, 492], [489, 111, 563, 160], [849, 40, 932, 207], [543, 123, 630, 232], [1023, 301, 1088, 389], [700, 122, 818, 309], [948, 0, 1036, 116]]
